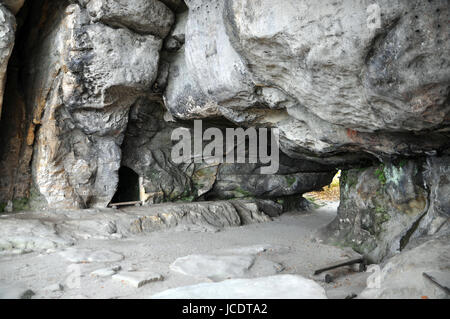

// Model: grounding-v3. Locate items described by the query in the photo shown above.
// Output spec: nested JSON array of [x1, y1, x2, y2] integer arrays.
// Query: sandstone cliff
[[0, 0, 448, 262]]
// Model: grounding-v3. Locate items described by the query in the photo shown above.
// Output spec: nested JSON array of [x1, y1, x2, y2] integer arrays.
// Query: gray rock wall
[[321, 156, 449, 262], [165, 0, 449, 164], [0, 0, 171, 209], [121, 99, 335, 205]]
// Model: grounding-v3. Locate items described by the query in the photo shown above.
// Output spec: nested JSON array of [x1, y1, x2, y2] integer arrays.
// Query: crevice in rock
[[0, 0, 47, 204], [399, 172, 431, 251], [399, 209, 428, 252]]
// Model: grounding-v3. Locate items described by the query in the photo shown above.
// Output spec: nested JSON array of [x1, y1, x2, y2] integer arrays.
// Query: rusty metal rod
[[422, 272, 450, 295], [314, 257, 364, 275], [108, 201, 142, 207]]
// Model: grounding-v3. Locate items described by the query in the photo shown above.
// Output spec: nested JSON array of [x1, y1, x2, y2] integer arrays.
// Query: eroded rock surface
[[360, 234, 450, 299], [170, 254, 256, 281], [59, 248, 124, 263], [121, 99, 336, 205], [84, 0, 174, 38], [112, 271, 164, 288], [321, 156, 450, 262], [0, 1, 448, 300], [0, 199, 274, 253], [165, 0, 449, 163]]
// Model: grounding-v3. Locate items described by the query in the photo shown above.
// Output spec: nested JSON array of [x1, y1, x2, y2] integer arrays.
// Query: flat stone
[[423, 271, 450, 291], [0, 219, 74, 253], [151, 275, 327, 299], [90, 265, 121, 278], [0, 0, 25, 14], [170, 254, 255, 281], [112, 272, 164, 288]]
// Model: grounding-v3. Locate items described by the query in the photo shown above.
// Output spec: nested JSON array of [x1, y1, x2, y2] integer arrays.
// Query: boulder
[[151, 274, 327, 299], [321, 156, 450, 263], [164, 0, 450, 163], [360, 235, 450, 299]]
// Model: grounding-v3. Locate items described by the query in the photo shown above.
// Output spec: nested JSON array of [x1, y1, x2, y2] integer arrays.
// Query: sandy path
[[0, 202, 369, 299]]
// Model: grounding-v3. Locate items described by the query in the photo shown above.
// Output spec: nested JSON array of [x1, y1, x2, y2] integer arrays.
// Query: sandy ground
[[0, 201, 370, 299]]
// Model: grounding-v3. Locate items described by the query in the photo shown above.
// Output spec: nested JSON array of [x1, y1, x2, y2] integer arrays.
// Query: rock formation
[[121, 99, 335, 205], [321, 157, 449, 262], [165, 0, 449, 163], [0, 0, 448, 268]]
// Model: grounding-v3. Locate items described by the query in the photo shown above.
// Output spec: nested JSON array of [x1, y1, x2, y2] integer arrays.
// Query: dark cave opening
[[110, 166, 140, 204]]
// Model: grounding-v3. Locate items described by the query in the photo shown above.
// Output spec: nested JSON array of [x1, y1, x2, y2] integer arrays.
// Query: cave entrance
[[111, 166, 141, 204], [303, 170, 341, 207]]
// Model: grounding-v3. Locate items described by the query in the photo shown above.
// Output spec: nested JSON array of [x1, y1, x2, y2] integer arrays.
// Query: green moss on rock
[[284, 175, 297, 187], [233, 186, 253, 198], [13, 197, 31, 212], [375, 164, 387, 185]]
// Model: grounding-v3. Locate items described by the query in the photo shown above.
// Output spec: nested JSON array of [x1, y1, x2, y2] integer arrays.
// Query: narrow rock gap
[[0, 0, 45, 205], [110, 166, 141, 204]]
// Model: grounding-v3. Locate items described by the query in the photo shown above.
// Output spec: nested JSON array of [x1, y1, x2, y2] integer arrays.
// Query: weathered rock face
[[0, 2, 448, 297], [84, 0, 174, 38], [32, 3, 163, 208], [0, 0, 448, 242], [0, 0, 169, 209], [0, 3, 15, 119], [360, 234, 450, 299], [419, 156, 450, 236], [165, 0, 450, 163], [121, 98, 335, 205], [321, 156, 449, 262]]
